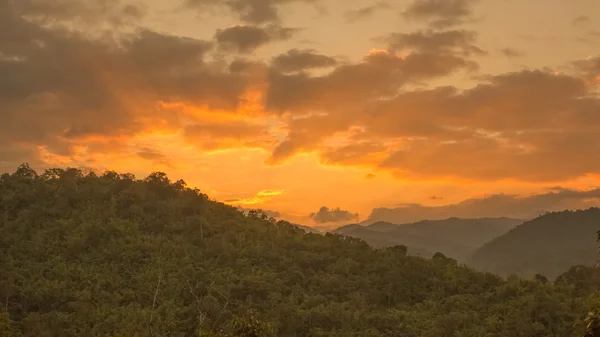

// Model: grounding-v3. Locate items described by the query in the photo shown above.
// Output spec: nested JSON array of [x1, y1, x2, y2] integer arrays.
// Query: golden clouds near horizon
[[224, 189, 285, 205]]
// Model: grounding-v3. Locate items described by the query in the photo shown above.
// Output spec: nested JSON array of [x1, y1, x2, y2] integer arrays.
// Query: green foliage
[[585, 309, 600, 337], [0, 311, 13, 337], [582, 230, 600, 337], [0, 165, 596, 336], [231, 311, 275, 337]]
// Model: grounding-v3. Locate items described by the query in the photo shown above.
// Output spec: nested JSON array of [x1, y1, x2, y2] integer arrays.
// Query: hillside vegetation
[[334, 217, 522, 261], [471, 208, 600, 278], [0, 165, 598, 337]]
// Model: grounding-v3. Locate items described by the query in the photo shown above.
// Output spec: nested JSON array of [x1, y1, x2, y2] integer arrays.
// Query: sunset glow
[[2, 0, 600, 226]]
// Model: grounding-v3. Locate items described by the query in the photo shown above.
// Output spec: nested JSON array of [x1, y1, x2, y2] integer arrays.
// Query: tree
[[231, 312, 275, 337], [583, 230, 600, 337], [0, 311, 12, 337]]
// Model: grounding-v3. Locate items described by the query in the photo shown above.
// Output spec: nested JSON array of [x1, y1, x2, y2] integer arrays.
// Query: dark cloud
[[320, 142, 387, 166], [366, 188, 600, 224], [136, 147, 168, 160], [0, 145, 45, 174], [266, 62, 600, 181], [10, 0, 146, 26], [214, 25, 298, 53], [228, 58, 265, 73], [185, 0, 316, 24], [271, 49, 337, 72], [572, 56, 600, 82], [344, 2, 390, 23], [402, 0, 479, 28], [0, 1, 259, 167], [310, 206, 359, 224], [136, 147, 173, 167], [266, 30, 484, 115], [372, 70, 600, 181], [499, 47, 524, 58], [572, 15, 590, 26], [264, 30, 484, 164], [384, 29, 486, 56]]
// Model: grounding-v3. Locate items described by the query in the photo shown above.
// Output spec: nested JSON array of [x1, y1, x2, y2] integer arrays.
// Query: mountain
[[293, 223, 322, 234], [311, 224, 340, 232], [334, 217, 523, 261], [332, 223, 434, 257], [471, 208, 600, 278], [0, 165, 595, 336]]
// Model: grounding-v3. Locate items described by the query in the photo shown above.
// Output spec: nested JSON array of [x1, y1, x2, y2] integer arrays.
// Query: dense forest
[[334, 217, 523, 261], [471, 209, 600, 278], [1, 164, 600, 337]]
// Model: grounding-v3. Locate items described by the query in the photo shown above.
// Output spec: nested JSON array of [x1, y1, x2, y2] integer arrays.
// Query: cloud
[[365, 188, 600, 224], [383, 29, 486, 56], [572, 15, 590, 26], [10, 0, 146, 26], [271, 49, 338, 72], [185, 0, 316, 24], [372, 70, 600, 182], [402, 0, 479, 28], [224, 189, 284, 205], [264, 62, 600, 182], [3, 0, 600, 189], [264, 30, 484, 164], [499, 47, 524, 58], [0, 2, 267, 169], [183, 118, 276, 151], [344, 2, 391, 23], [135, 147, 173, 167], [214, 24, 298, 53], [265, 30, 484, 113], [572, 55, 600, 82], [310, 206, 359, 224], [257, 189, 284, 197], [320, 142, 387, 167]]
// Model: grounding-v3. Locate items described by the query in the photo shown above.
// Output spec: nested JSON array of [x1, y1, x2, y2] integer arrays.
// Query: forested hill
[[0, 164, 598, 337], [471, 208, 600, 279], [334, 217, 522, 261]]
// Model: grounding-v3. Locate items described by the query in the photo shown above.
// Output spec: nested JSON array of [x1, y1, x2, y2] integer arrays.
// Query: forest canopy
[[0, 164, 599, 337]]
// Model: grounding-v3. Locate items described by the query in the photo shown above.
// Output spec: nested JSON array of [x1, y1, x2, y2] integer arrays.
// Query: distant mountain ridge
[[293, 223, 322, 234], [334, 217, 523, 261], [471, 208, 600, 278]]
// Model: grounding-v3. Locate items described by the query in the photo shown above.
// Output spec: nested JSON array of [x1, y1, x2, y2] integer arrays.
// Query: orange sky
[[2, 0, 600, 226]]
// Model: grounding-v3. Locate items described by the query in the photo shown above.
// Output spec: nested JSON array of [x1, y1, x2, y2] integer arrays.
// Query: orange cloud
[[257, 189, 284, 197], [3, 0, 600, 225], [264, 67, 600, 183], [224, 189, 284, 205]]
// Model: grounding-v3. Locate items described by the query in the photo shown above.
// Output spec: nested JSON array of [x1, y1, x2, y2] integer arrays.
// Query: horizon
[[3, 162, 599, 229], [2, 0, 600, 227]]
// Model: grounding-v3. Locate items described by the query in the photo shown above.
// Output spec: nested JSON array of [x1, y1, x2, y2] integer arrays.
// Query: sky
[[1, 0, 600, 226]]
